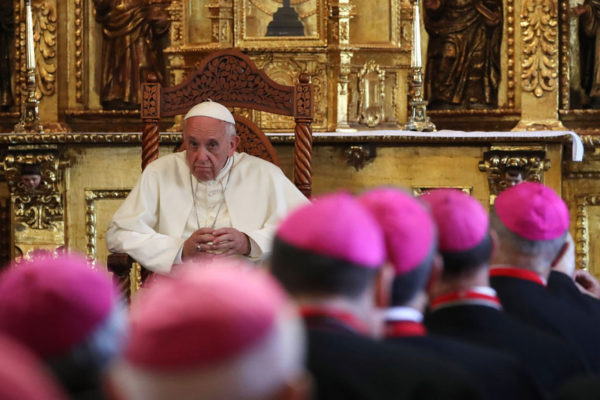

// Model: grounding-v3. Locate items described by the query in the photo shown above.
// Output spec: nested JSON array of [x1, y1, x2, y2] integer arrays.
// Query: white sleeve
[[106, 168, 185, 274]]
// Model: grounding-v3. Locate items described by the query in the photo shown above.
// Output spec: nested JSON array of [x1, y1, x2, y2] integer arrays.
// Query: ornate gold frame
[[412, 186, 473, 196], [575, 194, 600, 273], [84, 189, 130, 263], [233, 0, 327, 48]]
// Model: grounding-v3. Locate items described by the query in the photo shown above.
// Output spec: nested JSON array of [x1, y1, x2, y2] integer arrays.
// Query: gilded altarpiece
[[0, 145, 68, 260], [2, 0, 600, 281]]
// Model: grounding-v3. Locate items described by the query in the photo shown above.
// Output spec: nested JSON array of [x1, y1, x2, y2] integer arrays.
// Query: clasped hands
[[182, 227, 250, 261]]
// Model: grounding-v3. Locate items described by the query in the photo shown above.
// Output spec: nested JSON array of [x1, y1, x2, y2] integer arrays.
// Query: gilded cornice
[[0, 132, 576, 145]]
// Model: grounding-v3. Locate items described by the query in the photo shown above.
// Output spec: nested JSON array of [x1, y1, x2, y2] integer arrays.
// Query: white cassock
[[106, 151, 309, 273]]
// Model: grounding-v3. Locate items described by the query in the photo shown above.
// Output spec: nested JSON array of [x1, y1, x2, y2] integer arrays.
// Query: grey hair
[[224, 121, 237, 138], [489, 209, 567, 263]]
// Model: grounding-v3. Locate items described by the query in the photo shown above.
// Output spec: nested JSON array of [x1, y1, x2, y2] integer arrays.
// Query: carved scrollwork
[[19, 0, 57, 100], [162, 53, 295, 117], [520, 0, 558, 98], [1, 148, 66, 230], [141, 82, 161, 119], [234, 116, 280, 166], [479, 147, 550, 204], [357, 60, 385, 128], [345, 144, 376, 171], [295, 74, 313, 119]]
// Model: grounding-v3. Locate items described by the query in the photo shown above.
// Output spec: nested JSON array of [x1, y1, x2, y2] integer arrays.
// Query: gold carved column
[[1, 145, 69, 261], [514, 0, 564, 130], [329, 0, 356, 131]]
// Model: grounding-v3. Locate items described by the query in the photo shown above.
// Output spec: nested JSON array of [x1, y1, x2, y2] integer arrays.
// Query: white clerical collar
[[384, 307, 423, 322]]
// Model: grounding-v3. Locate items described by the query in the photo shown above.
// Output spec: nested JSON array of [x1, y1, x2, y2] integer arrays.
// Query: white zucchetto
[[183, 100, 236, 125]]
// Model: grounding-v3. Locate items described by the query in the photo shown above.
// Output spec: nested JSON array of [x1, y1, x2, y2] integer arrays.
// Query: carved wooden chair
[[108, 49, 314, 299]]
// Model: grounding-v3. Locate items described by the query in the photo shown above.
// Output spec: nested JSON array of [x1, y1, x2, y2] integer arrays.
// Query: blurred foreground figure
[[110, 260, 309, 400], [489, 182, 600, 372], [361, 188, 543, 400], [0, 254, 127, 400], [0, 333, 69, 400], [271, 192, 482, 400], [422, 189, 586, 397]]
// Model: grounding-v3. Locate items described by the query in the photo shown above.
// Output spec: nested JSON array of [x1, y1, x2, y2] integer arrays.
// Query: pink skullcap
[[276, 192, 386, 268], [125, 260, 288, 370], [0, 254, 117, 358], [0, 334, 69, 400], [420, 189, 489, 252], [359, 188, 435, 274], [495, 182, 569, 240]]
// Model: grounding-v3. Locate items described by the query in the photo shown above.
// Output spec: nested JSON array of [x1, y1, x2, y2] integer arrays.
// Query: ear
[[425, 253, 443, 294], [551, 240, 570, 268], [229, 135, 240, 156], [102, 375, 126, 400], [273, 371, 313, 400], [489, 229, 500, 263], [374, 263, 395, 308]]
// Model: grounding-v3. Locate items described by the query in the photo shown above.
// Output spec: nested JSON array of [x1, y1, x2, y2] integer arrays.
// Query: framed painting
[[234, 0, 327, 48]]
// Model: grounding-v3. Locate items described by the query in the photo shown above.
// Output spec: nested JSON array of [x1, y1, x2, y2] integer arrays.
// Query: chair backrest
[[140, 49, 313, 197]]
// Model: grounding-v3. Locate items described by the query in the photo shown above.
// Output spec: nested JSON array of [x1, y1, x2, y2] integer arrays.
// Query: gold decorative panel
[[575, 195, 600, 278], [1, 145, 68, 261], [350, 0, 401, 47], [251, 53, 328, 131], [479, 146, 551, 204], [84, 189, 130, 264], [520, 0, 558, 98]]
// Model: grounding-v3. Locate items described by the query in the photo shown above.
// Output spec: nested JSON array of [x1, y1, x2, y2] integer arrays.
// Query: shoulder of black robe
[[306, 328, 484, 400], [387, 334, 543, 400], [425, 303, 588, 396], [491, 274, 600, 373]]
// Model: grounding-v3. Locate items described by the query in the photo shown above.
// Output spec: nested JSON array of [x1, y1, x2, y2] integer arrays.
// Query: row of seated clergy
[[106, 101, 309, 274]]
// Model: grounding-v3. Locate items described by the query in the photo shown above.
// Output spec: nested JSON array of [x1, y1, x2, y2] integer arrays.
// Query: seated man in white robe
[[106, 100, 309, 273]]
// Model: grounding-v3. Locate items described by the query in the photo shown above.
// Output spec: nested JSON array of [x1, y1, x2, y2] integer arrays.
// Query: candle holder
[[14, 0, 43, 134], [405, 0, 435, 132]]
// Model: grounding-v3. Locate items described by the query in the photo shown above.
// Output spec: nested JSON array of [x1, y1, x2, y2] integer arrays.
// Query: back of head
[[491, 182, 569, 268], [112, 259, 306, 400], [421, 189, 492, 280], [0, 334, 69, 400], [271, 192, 386, 300], [359, 188, 437, 306], [0, 254, 126, 394]]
